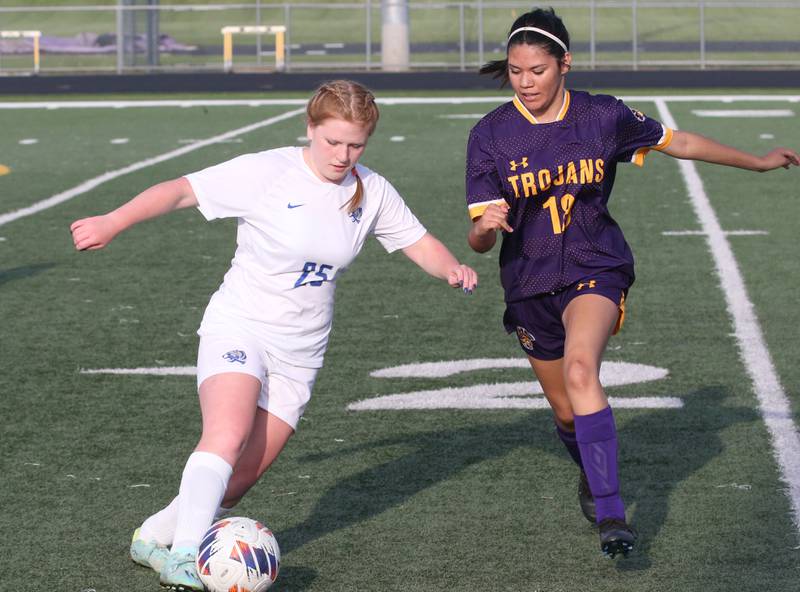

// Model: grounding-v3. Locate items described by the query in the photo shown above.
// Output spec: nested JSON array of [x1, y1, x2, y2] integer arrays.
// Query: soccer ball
[[196, 517, 280, 592]]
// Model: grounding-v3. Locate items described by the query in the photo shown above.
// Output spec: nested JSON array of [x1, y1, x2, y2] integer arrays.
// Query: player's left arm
[[663, 130, 800, 172], [402, 232, 478, 293]]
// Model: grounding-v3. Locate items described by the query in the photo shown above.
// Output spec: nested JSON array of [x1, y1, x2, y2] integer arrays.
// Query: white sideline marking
[[692, 109, 795, 118], [0, 107, 305, 228], [19, 138, 38, 144], [370, 358, 666, 380], [349, 392, 683, 411], [662, 230, 769, 236], [178, 138, 242, 144], [352, 361, 673, 410], [110, 138, 129, 144], [81, 359, 680, 411], [80, 366, 195, 375], [0, 95, 798, 110], [656, 99, 800, 535], [390, 136, 405, 142]]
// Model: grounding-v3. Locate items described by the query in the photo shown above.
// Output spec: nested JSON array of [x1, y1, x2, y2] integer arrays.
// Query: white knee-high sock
[[172, 451, 233, 552], [139, 497, 234, 546], [140, 496, 180, 545]]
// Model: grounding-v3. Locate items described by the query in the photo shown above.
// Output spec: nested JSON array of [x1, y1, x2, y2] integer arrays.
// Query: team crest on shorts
[[222, 350, 247, 364], [516, 327, 536, 351]]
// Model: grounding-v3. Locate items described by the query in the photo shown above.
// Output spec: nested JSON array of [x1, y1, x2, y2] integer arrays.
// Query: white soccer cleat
[[129, 527, 169, 573], [159, 547, 204, 591]]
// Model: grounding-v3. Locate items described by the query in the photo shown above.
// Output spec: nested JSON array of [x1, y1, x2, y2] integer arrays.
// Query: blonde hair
[[306, 80, 380, 213]]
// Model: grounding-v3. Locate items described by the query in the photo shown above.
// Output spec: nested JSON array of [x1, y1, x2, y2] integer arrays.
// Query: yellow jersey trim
[[632, 125, 674, 167], [512, 90, 571, 125], [468, 199, 506, 220]]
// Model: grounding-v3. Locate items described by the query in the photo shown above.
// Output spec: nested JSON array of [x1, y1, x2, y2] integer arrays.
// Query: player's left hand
[[448, 264, 478, 294], [759, 147, 800, 171]]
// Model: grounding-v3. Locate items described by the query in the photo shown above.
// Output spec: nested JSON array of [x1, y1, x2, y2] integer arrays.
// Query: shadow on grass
[[277, 385, 754, 573], [276, 413, 542, 556], [0, 263, 55, 287], [616, 385, 757, 571], [272, 565, 318, 591]]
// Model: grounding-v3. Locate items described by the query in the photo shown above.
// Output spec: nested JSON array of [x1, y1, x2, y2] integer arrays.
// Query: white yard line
[[0, 107, 305, 227], [4, 94, 797, 228], [0, 95, 798, 110], [655, 98, 800, 535], [662, 230, 769, 236], [691, 109, 795, 117]]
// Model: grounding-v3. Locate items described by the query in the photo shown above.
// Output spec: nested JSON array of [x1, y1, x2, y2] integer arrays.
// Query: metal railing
[[1, 1, 798, 74]]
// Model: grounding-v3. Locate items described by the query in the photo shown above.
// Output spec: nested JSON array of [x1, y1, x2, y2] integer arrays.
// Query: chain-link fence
[[1, 1, 799, 74]]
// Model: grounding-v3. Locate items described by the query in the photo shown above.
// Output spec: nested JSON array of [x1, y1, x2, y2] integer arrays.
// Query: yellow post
[[221, 25, 286, 72], [275, 30, 285, 71], [0, 30, 41, 73], [33, 34, 40, 74], [223, 31, 233, 72]]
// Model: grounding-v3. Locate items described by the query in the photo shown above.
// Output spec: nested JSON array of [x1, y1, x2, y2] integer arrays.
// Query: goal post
[[221, 25, 286, 72], [0, 30, 42, 74]]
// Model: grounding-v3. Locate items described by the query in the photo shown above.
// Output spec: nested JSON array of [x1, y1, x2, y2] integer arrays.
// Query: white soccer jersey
[[186, 146, 427, 368]]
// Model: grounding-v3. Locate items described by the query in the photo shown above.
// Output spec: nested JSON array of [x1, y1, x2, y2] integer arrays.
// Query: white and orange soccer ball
[[196, 517, 280, 592]]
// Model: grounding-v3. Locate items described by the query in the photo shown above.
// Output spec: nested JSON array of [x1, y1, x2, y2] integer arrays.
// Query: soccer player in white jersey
[[71, 80, 478, 591]]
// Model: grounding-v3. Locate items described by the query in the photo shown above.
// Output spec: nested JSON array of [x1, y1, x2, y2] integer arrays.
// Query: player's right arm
[[467, 203, 513, 253], [70, 177, 197, 251]]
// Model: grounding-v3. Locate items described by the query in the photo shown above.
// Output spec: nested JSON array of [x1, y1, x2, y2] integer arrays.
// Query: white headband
[[507, 26, 568, 53]]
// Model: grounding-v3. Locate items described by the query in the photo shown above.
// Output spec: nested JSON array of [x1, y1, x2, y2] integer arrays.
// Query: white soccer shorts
[[196, 332, 317, 430]]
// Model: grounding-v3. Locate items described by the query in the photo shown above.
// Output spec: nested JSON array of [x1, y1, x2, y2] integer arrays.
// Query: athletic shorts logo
[[287, 202, 304, 209], [222, 350, 247, 364], [349, 206, 363, 224], [516, 327, 536, 351]]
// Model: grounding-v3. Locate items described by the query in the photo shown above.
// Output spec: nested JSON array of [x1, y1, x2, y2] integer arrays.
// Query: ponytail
[[344, 167, 363, 213]]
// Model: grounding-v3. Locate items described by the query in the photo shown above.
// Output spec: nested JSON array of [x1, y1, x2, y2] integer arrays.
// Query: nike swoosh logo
[[287, 203, 305, 209]]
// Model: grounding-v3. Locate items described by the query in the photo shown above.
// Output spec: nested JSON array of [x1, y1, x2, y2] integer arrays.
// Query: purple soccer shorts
[[503, 269, 632, 361]]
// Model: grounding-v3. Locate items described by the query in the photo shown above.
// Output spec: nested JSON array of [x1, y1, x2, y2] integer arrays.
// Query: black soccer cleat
[[578, 470, 596, 524], [598, 518, 637, 558]]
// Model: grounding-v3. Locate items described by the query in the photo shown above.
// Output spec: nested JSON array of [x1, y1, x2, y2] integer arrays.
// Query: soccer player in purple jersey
[[465, 7, 799, 558]]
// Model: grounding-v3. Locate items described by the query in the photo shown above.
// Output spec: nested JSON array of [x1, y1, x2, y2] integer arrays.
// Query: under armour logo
[[576, 280, 597, 291], [509, 157, 529, 171]]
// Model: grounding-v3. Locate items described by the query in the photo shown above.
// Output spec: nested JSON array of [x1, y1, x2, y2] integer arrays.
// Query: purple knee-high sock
[[574, 406, 625, 523], [555, 423, 584, 470]]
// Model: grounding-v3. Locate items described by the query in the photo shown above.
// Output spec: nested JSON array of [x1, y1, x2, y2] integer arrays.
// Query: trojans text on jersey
[[506, 158, 605, 199]]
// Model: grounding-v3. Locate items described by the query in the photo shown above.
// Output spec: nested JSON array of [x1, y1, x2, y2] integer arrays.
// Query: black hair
[[479, 7, 571, 87]]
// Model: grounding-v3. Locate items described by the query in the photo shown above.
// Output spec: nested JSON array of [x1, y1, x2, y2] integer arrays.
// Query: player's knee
[[198, 430, 249, 462], [563, 358, 599, 394]]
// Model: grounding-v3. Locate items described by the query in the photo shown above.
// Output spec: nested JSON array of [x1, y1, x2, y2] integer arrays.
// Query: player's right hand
[[70, 214, 119, 250], [475, 202, 513, 234]]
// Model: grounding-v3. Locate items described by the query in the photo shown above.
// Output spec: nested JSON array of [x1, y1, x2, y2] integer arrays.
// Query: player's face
[[305, 118, 370, 183], [507, 43, 571, 121]]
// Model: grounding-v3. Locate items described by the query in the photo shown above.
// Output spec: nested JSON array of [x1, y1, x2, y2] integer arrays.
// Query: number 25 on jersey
[[294, 261, 335, 288]]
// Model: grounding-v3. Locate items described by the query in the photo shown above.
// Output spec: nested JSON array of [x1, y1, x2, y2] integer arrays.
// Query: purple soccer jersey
[[466, 90, 673, 301]]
